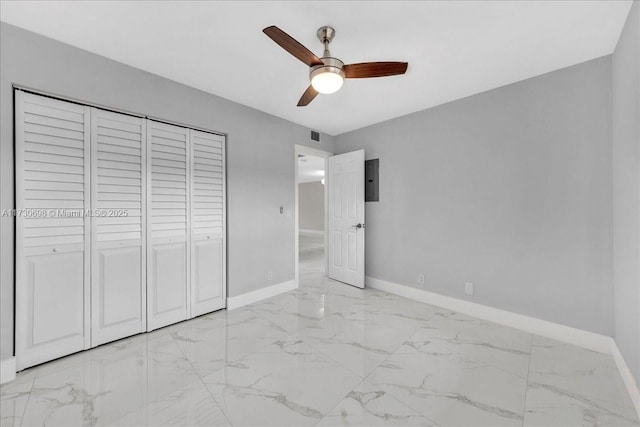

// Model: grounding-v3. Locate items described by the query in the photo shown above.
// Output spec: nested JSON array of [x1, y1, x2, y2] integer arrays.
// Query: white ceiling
[[0, 1, 632, 135], [298, 155, 325, 184]]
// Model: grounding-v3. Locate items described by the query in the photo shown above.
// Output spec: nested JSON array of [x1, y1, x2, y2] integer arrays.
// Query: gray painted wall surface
[[299, 182, 325, 232], [335, 57, 613, 335], [0, 23, 335, 361], [613, 1, 640, 383]]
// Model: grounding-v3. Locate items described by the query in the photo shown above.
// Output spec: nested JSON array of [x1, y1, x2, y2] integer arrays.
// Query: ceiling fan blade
[[297, 86, 319, 107], [343, 62, 408, 78], [263, 26, 324, 67]]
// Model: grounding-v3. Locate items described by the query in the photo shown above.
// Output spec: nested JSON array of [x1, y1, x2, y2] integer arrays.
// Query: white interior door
[[15, 91, 91, 370], [147, 121, 189, 330], [189, 129, 226, 316], [328, 150, 365, 288], [91, 108, 146, 346]]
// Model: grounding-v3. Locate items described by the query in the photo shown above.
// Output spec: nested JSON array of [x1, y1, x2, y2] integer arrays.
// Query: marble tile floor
[[1, 232, 638, 427]]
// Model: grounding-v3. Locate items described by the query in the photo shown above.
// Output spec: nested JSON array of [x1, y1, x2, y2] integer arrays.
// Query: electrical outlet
[[418, 274, 425, 287], [465, 282, 474, 295], [267, 271, 273, 281]]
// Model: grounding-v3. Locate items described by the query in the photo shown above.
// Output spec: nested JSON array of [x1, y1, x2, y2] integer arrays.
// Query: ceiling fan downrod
[[317, 26, 336, 58]]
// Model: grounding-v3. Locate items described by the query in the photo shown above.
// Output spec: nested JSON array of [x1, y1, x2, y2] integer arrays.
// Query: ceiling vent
[[310, 130, 320, 143]]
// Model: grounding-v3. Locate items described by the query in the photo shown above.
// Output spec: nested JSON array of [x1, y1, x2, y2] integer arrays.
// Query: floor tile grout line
[[18, 350, 143, 427], [183, 322, 360, 426], [393, 307, 534, 382], [291, 332, 369, 380], [521, 333, 534, 427], [276, 277, 443, 422], [14, 375, 34, 425], [518, 336, 640, 424], [101, 334, 209, 426], [299, 246, 443, 424], [169, 328, 234, 426], [416, 332, 532, 381], [357, 325, 445, 427], [197, 375, 234, 426], [310, 376, 369, 427], [192, 326, 364, 427], [348, 304, 533, 426], [26, 333, 202, 427]]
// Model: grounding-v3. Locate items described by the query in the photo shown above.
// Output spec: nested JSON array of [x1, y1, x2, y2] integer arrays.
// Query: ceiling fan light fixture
[[310, 57, 345, 94], [311, 70, 344, 94]]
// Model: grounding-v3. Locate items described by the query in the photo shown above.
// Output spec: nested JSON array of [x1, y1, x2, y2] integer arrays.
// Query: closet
[[15, 90, 226, 370]]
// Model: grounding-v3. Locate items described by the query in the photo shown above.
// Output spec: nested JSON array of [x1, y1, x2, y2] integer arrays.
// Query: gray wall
[[336, 56, 613, 336], [613, 1, 640, 383], [0, 23, 335, 361], [299, 181, 325, 232]]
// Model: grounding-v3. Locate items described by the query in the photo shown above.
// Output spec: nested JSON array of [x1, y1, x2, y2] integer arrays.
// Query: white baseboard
[[612, 340, 640, 418], [227, 280, 297, 310], [366, 276, 612, 354], [0, 358, 16, 384], [299, 229, 324, 235]]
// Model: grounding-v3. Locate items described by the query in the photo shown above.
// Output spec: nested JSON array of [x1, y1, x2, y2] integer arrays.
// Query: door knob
[[351, 223, 364, 229]]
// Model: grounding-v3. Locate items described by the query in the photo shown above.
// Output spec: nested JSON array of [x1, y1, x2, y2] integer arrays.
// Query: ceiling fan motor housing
[[312, 26, 344, 79], [310, 56, 345, 80]]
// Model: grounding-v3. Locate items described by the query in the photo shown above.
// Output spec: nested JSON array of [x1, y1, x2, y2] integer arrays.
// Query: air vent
[[310, 130, 320, 142]]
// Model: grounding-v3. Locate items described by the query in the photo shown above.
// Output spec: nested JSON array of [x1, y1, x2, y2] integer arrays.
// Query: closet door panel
[[98, 247, 142, 323], [147, 121, 189, 330], [192, 237, 223, 312], [15, 91, 91, 370], [152, 243, 187, 312], [27, 253, 84, 344], [91, 108, 146, 346], [190, 130, 225, 316]]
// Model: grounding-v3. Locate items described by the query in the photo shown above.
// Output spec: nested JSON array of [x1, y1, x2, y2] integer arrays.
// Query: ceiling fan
[[263, 25, 409, 106]]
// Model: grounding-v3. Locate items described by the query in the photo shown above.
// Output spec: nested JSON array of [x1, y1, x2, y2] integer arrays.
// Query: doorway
[[294, 145, 331, 287]]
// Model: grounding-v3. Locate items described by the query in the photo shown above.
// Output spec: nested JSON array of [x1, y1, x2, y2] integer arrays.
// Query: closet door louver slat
[[147, 121, 190, 330], [15, 91, 91, 370], [90, 108, 146, 346], [190, 130, 226, 316]]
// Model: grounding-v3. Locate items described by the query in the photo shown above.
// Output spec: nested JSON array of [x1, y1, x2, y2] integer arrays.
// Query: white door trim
[[0, 358, 16, 384], [294, 145, 332, 288]]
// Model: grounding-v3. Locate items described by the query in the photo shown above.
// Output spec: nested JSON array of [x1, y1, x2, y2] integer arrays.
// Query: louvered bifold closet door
[[190, 130, 226, 316], [147, 121, 190, 330], [15, 91, 91, 370], [91, 108, 146, 346]]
